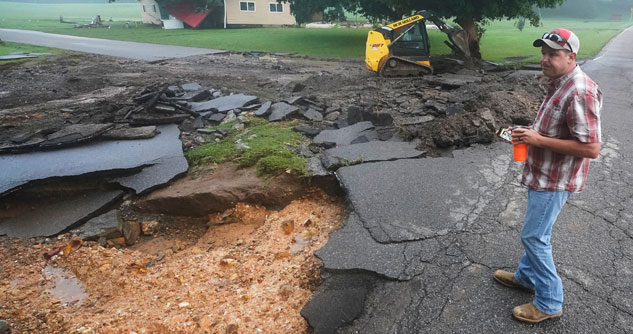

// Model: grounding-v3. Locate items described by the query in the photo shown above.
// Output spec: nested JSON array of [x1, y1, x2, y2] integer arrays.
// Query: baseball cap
[[533, 28, 580, 54]]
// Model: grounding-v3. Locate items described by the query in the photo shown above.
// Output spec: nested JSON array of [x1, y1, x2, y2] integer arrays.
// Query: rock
[[445, 103, 465, 116], [187, 94, 258, 114], [254, 101, 272, 117], [268, 102, 299, 122], [234, 139, 250, 151], [292, 126, 320, 138], [0, 319, 10, 334], [41, 123, 114, 148], [221, 111, 237, 124], [192, 116, 205, 129], [207, 113, 226, 123], [71, 210, 122, 241], [197, 128, 216, 134], [422, 73, 482, 89], [122, 221, 141, 245], [307, 157, 328, 176], [232, 123, 245, 131], [103, 125, 158, 140], [180, 82, 202, 92], [292, 83, 306, 93], [312, 121, 376, 147], [237, 115, 250, 124], [287, 96, 303, 105], [300, 108, 323, 122], [324, 111, 340, 121], [141, 220, 159, 235]]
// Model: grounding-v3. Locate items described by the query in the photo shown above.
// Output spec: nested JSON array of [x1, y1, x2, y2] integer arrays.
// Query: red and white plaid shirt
[[522, 66, 602, 192]]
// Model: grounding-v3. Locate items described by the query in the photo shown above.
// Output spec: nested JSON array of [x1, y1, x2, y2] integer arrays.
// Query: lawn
[[0, 1, 631, 61]]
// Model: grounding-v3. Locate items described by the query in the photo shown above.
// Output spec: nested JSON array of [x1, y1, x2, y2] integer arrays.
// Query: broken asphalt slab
[[70, 210, 122, 241], [312, 121, 377, 147], [0, 124, 187, 195], [267, 102, 299, 122], [320, 141, 424, 170], [187, 93, 258, 114], [0, 189, 124, 238], [336, 142, 509, 243]]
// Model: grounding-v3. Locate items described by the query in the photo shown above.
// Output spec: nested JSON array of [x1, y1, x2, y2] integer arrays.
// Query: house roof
[[165, 2, 213, 28]]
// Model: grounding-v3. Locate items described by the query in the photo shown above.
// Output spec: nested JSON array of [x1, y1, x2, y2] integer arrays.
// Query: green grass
[[185, 118, 309, 177], [0, 2, 630, 61], [0, 41, 57, 56]]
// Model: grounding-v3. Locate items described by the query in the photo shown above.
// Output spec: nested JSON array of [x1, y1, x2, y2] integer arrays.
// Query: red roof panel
[[165, 2, 213, 28]]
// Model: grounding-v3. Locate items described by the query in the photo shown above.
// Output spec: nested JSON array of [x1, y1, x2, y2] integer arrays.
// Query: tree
[[282, 0, 566, 59]]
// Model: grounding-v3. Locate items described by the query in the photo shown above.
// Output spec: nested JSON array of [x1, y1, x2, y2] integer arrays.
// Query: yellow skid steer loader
[[365, 10, 471, 77]]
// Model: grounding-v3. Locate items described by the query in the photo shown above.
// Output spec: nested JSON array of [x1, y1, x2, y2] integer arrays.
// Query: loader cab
[[390, 21, 431, 59]]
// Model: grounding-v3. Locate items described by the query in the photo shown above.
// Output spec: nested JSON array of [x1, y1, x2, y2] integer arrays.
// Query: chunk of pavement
[[321, 141, 424, 170], [182, 89, 212, 102], [122, 220, 141, 245], [316, 212, 415, 279], [206, 113, 226, 123], [180, 82, 202, 92], [221, 111, 237, 124], [292, 126, 320, 138], [286, 96, 303, 105], [192, 116, 205, 129], [347, 106, 393, 126], [307, 157, 328, 176], [268, 102, 299, 122], [254, 101, 272, 117], [187, 94, 258, 114], [41, 123, 114, 148], [112, 125, 189, 194], [300, 273, 375, 334], [70, 210, 122, 241], [0, 190, 124, 238], [422, 73, 482, 89], [335, 142, 509, 243], [166, 85, 183, 97], [0, 137, 45, 154], [102, 125, 158, 140], [300, 108, 323, 122], [129, 114, 189, 126], [312, 121, 376, 147], [350, 135, 369, 145], [0, 125, 186, 195]]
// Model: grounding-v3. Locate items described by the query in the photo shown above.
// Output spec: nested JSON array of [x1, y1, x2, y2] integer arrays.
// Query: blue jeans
[[514, 189, 571, 314]]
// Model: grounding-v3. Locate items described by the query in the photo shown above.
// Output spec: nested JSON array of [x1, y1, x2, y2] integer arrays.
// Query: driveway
[[302, 26, 633, 333], [0, 29, 224, 61]]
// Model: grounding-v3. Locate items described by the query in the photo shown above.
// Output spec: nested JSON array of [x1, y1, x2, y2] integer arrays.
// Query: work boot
[[493, 270, 533, 292], [513, 302, 562, 323]]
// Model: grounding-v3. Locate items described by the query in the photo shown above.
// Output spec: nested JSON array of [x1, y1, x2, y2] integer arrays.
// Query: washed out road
[[0, 29, 224, 61], [303, 27, 633, 333]]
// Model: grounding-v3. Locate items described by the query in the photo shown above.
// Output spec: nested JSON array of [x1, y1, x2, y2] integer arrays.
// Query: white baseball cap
[[533, 28, 580, 54]]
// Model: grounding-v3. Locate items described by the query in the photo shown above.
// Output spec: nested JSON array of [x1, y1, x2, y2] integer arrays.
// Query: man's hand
[[511, 127, 600, 159]]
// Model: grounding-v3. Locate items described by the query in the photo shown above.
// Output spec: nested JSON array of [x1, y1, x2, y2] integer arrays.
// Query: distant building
[[138, 0, 297, 29]]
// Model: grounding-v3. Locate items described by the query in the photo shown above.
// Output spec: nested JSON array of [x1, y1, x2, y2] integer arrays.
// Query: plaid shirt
[[522, 66, 602, 192]]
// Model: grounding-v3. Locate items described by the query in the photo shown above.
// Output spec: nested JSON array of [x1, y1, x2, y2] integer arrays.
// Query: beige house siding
[[139, 0, 163, 25], [226, 0, 296, 26]]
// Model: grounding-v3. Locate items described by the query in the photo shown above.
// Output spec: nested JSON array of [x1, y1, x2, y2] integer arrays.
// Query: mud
[[0, 190, 345, 333]]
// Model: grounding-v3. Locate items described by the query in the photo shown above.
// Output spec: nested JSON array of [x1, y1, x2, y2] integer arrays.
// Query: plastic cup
[[513, 143, 527, 161]]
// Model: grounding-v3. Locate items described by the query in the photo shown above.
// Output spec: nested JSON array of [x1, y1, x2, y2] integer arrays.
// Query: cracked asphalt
[[303, 26, 633, 334]]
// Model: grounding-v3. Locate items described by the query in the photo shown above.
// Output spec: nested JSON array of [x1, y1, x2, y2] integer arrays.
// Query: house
[[138, 0, 297, 29]]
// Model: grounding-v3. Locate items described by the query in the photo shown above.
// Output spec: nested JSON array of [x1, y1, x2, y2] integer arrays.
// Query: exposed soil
[[1, 189, 345, 333], [0, 51, 547, 333]]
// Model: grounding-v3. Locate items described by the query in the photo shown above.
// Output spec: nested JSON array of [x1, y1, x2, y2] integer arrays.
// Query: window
[[269, 3, 283, 13], [142, 5, 146, 12], [239, 1, 255, 12], [152, 4, 156, 12]]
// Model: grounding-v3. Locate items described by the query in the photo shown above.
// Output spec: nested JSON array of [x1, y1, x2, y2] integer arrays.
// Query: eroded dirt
[[0, 190, 345, 333]]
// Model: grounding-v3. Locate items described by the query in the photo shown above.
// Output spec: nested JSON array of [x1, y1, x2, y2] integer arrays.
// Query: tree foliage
[[282, 0, 567, 58]]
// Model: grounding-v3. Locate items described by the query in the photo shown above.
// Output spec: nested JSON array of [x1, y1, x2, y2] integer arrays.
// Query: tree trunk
[[455, 17, 481, 60]]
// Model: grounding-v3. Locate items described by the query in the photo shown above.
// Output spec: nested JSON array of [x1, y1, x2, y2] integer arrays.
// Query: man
[[493, 28, 602, 323]]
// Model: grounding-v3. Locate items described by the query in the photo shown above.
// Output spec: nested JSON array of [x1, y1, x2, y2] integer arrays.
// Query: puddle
[[43, 265, 88, 305]]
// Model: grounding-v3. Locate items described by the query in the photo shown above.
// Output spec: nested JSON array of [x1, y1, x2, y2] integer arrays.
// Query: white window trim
[[268, 2, 283, 13], [239, 1, 256, 12]]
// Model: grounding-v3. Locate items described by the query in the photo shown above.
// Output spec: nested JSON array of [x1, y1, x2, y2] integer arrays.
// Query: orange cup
[[513, 143, 527, 161]]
